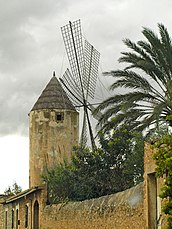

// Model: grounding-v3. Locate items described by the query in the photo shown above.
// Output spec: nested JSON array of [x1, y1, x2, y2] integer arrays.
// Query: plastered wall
[[41, 183, 145, 229], [29, 109, 79, 187], [144, 143, 167, 229]]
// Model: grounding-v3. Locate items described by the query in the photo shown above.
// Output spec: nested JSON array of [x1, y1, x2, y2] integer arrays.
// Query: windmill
[[60, 19, 100, 150]]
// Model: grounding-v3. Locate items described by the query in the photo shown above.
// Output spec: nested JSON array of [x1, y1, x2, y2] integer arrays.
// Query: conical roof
[[31, 75, 76, 111]]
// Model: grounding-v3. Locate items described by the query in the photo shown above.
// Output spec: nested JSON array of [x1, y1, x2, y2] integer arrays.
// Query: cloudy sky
[[0, 0, 171, 193]]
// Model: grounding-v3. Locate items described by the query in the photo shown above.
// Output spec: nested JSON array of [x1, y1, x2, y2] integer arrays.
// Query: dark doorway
[[33, 200, 39, 229], [16, 209, 19, 229], [147, 173, 157, 228], [5, 211, 7, 229]]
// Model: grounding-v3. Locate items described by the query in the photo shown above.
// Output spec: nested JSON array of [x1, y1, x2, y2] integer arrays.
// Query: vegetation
[[124, 131, 144, 185], [42, 125, 144, 203], [4, 181, 22, 196], [93, 22, 172, 228], [94, 24, 172, 134], [153, 135, 172, 229], [93, 22, 172, 227], [145, 124, 170, 142], [99, 125, 144, 188], [43, 24, 172, 229]]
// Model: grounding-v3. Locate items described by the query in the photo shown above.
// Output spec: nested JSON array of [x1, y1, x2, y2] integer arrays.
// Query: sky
[[0, 0, 172, 193]]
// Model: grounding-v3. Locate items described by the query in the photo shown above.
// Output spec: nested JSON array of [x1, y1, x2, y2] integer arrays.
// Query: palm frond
[[123, 38, 158, 67], [96, 105, 122, 127], [97, 24, 172, 134], [119, 52, 167, 89], [142, 26, 171, 80], [158, 23, 172, 77], [109, 70, 151, 91]]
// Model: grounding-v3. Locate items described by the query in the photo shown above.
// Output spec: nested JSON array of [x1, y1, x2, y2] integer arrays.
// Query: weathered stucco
[[0, 183, 145, 229], [29, 109, 79, 188], [0, 187, 47, 229], [42, 182, 145, 229], [0, 75, 155, 228], [144, 143, 167, 229]]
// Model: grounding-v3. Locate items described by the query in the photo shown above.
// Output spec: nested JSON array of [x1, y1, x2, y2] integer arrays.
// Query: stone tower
[[29, 74, 79, 188]]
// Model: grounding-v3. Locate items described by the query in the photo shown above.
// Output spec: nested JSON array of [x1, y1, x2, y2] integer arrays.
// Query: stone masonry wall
[[41, 183, 145, 229], [144, 143, 167, 228], [0, 203, 3, 229], [29, 109, 79, 188]]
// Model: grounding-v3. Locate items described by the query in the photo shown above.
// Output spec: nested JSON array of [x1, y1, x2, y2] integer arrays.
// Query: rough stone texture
[[41, 183, 145, 229], [29, 108, 79, 188], [0, 187, 47, 229], [144, 143, 167, 229], [144, 143, 156, 175], [0, 184, 145, 229], [0, 74, 154, 228], [0, 202, 3, 229], [29, 76, 79, 188]]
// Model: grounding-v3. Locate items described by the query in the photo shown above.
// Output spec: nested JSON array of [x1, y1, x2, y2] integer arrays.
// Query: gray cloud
[[0, 0, 172, 136]]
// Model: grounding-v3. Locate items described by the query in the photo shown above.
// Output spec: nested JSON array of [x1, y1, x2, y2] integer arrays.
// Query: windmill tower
[[29, 73, 79, 188], [60, 19, 100, 150]]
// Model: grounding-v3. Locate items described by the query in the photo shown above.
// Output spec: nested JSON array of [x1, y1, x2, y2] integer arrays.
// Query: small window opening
[[33, 200, 39, 229], [5, 211, 7, 229], [12, 209, 14, 229], [56, 112, 64, 122], [25, 205, 28, 228], [16, 209, 19, 229]]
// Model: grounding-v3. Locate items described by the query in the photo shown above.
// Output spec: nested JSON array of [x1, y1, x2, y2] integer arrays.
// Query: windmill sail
[[60, 68, 83, 107], [80, 112, 87, 147], [60, 19, 100, 150], [61, 19, 84, 92], [84, 40, 100, 99]]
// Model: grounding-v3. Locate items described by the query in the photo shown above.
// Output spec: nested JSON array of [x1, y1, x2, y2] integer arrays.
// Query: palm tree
[[95, 24, 172, 134]]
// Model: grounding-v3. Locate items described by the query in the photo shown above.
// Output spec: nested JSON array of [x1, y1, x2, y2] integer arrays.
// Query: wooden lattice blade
[[60, 68, 84, 107], [61, 19, 84, 92], [84, 40, 100, 100], [80, 111, 87, 147]]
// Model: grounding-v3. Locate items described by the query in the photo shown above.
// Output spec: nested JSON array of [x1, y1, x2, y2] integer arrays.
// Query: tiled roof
[[31, 75, 76, 111], [2, 187, 43, 204]]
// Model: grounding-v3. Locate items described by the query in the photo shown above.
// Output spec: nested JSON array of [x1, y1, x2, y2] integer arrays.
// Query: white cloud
[[0, 0, 172, 191]]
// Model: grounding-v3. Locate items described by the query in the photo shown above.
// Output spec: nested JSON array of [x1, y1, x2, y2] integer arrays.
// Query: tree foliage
[[125, 131, 144, 185], [42, 125, 144, 203], [98, 125, 143, 190], [4, 181, 22, 196], [153, 135, 172, 228], [94, 24, 172, 134], [42, 161, 74, 203], [145, 124, 170, 142]]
